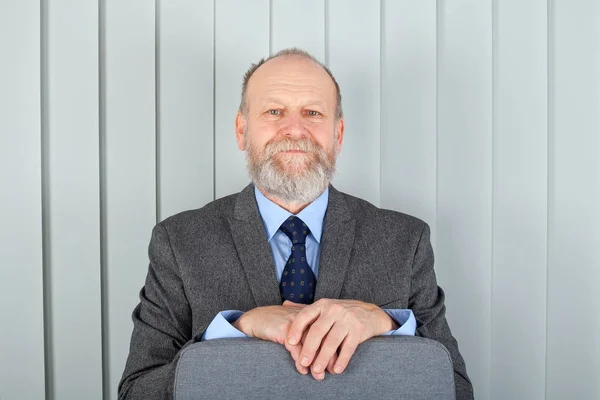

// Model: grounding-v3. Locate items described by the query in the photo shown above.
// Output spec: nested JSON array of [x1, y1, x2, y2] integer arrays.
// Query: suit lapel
[[314, 185, 355, 301], [229, 184, 282, 307]]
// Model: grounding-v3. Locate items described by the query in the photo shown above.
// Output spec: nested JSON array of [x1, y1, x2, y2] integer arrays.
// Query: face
[[235, 55, 345, 204]]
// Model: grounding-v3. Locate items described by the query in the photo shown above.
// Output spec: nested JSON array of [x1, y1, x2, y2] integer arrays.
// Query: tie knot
[[279, 216, 310, 244]]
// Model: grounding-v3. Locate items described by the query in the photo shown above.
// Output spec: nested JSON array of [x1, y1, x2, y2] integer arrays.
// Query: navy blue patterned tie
[[279, 216, 316, 304]]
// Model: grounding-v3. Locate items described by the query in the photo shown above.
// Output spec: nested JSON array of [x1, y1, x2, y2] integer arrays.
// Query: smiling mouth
[[283, 150, 307, 154]]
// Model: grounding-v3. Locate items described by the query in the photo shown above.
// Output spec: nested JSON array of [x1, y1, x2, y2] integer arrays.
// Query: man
[[119, 48, 473, 399]]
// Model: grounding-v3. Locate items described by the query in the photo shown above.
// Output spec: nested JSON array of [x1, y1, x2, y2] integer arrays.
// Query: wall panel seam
[[545, 0, 552, 398], [435, 0, 440, 251], [379, 0, 384, 207], [212, 0, 217, 201], [269, 0, 273, 54], [155, 0, 161, 222], [98, 0, 109, 398], [40, 0, 52, 398], [490, 0, 497, 395], [324, 0, 329, 66]]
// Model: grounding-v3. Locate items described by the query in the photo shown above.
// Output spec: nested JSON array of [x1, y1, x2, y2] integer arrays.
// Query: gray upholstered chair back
[[174, 336, 455, 400]]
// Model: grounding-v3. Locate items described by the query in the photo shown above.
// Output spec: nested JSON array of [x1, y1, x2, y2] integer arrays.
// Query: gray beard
[[245, 133, 337, 205]]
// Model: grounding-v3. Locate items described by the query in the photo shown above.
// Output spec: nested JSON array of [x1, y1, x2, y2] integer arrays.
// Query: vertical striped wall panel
[[103, 1, 157, 398], [46, 1, 103, 399], [547, 1, 600, 399], [158, 0, 215, 221], [328, 0, 381, 207], [271, 0, 325, 60], [380, 0, 437, 250], [214, 0, 270, 199], [437, 0, 493, 397], [491, 1, 548, 399], [1, 1, 599, 399], [491, 0, 548, 399], [0, 2, 46, 400]]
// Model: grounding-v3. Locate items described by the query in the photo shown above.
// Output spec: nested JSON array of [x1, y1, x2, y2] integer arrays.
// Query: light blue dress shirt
[[202, 186, 417, 340]]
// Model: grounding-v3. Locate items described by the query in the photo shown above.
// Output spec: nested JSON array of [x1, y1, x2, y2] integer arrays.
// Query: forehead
[[246, 56, 337, 107]]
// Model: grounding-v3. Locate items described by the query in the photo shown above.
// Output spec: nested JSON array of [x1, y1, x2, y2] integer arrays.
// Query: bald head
[[239, 48, 343, 120]]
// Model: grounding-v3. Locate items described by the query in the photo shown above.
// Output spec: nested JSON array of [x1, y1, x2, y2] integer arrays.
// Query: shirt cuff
[[201, 310, 248, 341], [381, 309, 417, 336]]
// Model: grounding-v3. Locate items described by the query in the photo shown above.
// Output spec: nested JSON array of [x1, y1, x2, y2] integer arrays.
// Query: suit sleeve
[[409, 223, 474, 400], [118, 223, 194, 400]]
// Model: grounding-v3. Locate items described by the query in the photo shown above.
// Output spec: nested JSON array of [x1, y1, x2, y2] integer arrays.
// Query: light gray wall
[[0, 2, 46, 400], [1, 1, 599, 399]]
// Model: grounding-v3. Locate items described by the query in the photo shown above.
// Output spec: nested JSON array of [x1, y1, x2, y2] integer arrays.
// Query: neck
[[257, 184, 328, 214]]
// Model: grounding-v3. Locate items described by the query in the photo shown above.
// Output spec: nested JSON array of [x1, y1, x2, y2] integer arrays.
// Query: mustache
[[264, 138, 322, 158]]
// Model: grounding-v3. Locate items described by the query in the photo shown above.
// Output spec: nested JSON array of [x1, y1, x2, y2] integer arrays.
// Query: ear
[[235, 112, 247, 151], [334, 118, 345, 154]]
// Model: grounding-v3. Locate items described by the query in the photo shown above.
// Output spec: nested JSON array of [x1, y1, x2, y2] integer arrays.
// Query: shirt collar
[[254, 186, 329, 243]]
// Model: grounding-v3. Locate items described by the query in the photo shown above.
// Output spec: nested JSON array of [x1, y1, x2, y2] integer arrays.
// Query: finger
[[332, 334, 360, 374], [297, 313, 337, 368], [295, 356, 309, 375], [310, 323, 349, 375], [285, 329, 307, 366], [310, 364, 325, 381], [285, 340, 302, 361], [287, 305, 322, 347], [310, 343, 326, 381], [293, 331, 310, 375], [326, 352, 338, 374]]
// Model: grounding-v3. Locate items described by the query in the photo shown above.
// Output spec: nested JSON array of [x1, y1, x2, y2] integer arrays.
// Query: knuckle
[[318, 342, 335, 357], [277, 321, 289, 334], [314, 298, 329, 307], [309, 324, 327, 337], [330, 303, 345, 314], [302, 342, 318, 356], [324, 331, 343, 347], [302, 345, 317, 358]]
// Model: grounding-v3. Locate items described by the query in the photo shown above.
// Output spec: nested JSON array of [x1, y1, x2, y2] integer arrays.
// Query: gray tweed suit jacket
[[118, 183, 473, 399]]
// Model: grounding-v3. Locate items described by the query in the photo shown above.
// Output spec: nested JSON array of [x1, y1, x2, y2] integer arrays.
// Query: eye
[[268, 109, 281, 115], [307, 110, 321, 117]]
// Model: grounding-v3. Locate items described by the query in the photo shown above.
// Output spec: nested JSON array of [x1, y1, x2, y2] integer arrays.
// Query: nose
[[281, 113, 308, 139]]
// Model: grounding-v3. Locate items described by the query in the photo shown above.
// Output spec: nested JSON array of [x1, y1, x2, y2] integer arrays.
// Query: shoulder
[[156, 191, 239, 236], [334, 188, 429, 238]]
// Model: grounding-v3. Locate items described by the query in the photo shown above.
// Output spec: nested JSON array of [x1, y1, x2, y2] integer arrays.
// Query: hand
[[232, 301, 306, 345], [285, 299, 398, 380]]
